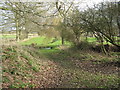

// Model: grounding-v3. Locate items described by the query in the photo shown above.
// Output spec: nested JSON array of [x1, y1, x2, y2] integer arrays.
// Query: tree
[[1, 1, 56, 41], [64, 8, 85, 45], [56, 1, 73, 45], [79, 2, 120, 50]]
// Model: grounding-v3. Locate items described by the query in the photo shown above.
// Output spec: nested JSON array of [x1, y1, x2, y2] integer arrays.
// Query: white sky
[[75, 0, 120, 10], [1, 0, 120, 2]]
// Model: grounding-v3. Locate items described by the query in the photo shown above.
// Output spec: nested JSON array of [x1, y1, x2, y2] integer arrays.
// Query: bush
[[75, 41, 94, 51]]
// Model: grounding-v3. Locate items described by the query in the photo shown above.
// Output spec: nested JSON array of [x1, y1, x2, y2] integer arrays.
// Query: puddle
[[45, 47, 52, 49]]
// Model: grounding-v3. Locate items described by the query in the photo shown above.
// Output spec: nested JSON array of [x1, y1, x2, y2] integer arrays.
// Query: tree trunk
[[117, 1, 120, 37], [25, 31, 29, 39], [16, 19, 20, 42], [85, 32, 88, 41], [61, 36, 64, 45]]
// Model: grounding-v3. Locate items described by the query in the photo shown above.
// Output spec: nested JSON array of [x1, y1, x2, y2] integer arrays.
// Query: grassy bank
[[2, 45, 119, 88]]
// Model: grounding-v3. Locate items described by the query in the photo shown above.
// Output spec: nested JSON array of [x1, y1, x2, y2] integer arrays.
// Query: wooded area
[[0, 0, 120, 88]]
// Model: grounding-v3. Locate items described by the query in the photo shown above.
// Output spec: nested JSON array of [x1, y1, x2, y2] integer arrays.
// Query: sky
[[1, 0, 119, 2]]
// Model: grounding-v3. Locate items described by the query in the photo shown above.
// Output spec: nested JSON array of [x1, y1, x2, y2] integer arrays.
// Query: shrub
[[75, 41, 94, 51]]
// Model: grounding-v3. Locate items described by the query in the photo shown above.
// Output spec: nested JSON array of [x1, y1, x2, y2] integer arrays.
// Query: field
[[19, 36, 97, 46], [1, 35, 120, 88], [0, 34, 16, 39]]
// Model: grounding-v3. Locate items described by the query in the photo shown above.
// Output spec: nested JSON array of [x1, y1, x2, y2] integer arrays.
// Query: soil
[[73, 59, 119, 74]]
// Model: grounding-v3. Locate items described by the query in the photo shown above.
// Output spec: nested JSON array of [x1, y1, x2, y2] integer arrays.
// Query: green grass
[[20, 36, 46, 45], [20, 36, 71, 46], [1, 34, 118, 46], [81, 37, 97, 42], [20, 36, 96, 47], [1, 34, 119, 46], [0, 34, 16, 39], [9, 82, 35, 88], [3, 76, 10, 83], [48, 40, 71, 46], [87, 37, 97, 42]]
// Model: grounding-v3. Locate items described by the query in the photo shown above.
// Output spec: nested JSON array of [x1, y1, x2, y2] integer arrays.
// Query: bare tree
[[56, 0, 73, 45], [79, 2, 120, 50]]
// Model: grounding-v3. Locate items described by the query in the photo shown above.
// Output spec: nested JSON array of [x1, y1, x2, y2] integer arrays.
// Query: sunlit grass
[[20, 36, 46, 45], [20, 36, 71, 46], [20, 36, 96, 46], [0, 34, 16, 39]]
